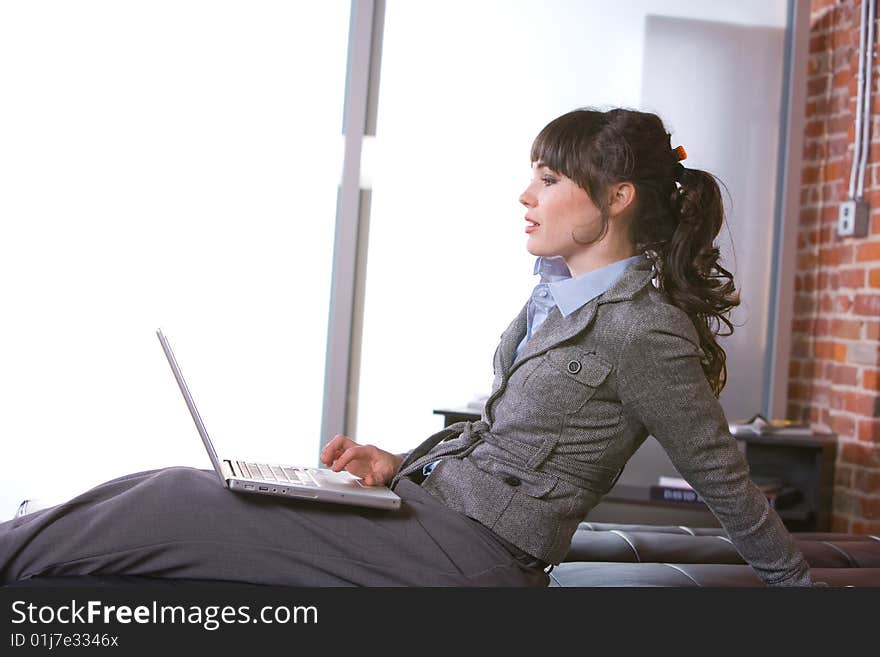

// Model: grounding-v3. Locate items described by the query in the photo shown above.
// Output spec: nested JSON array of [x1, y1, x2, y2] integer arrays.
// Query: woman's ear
[[607, 182, 636, 217]]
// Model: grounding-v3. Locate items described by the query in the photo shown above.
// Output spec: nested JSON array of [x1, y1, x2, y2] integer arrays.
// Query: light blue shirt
[[514, 254, 644, 359]]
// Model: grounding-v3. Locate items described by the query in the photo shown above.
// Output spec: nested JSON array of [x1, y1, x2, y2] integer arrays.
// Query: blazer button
[[567, 360, 581, 374], [504, 475, 521, 487]]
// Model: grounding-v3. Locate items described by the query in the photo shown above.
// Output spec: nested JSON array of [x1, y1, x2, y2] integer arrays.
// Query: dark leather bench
[[549, 522, 880, 587]]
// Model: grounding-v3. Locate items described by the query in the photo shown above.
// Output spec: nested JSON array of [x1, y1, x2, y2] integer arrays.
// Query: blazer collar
[[498, 256, 655, 372]]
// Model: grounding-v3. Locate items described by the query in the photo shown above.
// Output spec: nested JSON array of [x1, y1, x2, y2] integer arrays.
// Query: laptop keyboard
[[237, 461, 317, 486]]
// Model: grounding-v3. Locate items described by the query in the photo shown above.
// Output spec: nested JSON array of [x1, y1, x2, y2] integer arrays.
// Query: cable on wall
[[857, 0, 876, 199], [839, 0, 875, 237]]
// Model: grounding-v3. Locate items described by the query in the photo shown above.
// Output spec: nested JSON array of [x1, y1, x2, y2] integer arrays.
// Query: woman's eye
[[541, 175, 557, 186]]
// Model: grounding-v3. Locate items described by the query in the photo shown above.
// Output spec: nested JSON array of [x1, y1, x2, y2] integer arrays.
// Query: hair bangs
[[531, 112, 593, 177]]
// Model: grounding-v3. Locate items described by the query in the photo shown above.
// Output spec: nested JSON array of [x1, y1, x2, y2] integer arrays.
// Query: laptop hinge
[[222, 460, 236, 479]]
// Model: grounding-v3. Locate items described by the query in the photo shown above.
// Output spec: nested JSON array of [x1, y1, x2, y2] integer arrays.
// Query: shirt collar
[[533, 255, 644, 318], [533, 255, 572, 282]]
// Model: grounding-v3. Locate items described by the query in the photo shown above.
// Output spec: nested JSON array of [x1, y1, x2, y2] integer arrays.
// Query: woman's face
[[519, 162, 603, 261]]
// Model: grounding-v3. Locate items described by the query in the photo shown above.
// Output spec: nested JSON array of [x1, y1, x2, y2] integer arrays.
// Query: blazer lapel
[[512, 301, 598, 366], [509, 257, 656, 370]]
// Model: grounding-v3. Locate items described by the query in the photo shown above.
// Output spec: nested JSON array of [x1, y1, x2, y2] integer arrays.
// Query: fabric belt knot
[[391, 420, 489, 488]]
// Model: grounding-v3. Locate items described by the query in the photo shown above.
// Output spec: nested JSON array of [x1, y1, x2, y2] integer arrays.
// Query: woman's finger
[[331, 445, 365, 473], [320, 434, 353, 465]]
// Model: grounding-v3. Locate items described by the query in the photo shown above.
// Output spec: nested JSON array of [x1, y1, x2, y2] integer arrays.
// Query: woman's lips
[[525, 217, 539, 234]]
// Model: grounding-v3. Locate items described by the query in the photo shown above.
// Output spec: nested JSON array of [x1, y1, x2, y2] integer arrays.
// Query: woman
[[0, 108, 813, 587]]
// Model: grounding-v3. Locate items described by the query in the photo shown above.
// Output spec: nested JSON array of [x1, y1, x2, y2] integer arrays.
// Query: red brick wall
[[791, 0, 880, 533]]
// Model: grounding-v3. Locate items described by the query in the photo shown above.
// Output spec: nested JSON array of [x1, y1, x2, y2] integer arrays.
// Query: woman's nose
[[519, 188, 534, 207]]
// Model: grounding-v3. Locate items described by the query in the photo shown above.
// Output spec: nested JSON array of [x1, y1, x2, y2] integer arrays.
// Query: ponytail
[[652, 166, 740, 397]]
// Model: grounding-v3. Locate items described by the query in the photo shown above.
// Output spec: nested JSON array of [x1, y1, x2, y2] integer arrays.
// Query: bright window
[[0, 1, 350, 513]]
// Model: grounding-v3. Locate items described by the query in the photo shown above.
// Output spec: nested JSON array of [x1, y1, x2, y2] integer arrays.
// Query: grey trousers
[[0, 467, 549, 587]]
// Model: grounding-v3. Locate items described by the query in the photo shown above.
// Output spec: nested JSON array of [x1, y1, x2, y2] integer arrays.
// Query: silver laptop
[[156, 328, 401, 511]]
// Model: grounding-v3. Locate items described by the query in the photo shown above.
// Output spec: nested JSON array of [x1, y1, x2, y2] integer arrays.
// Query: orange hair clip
[[673, 145, 687, 161]]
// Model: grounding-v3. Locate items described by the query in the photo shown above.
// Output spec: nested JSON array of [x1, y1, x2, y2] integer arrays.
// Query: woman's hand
[[319, 434, 403, 486]]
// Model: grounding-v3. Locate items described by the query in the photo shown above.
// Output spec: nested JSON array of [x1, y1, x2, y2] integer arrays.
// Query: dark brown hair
[[530, 108, 739, 396]]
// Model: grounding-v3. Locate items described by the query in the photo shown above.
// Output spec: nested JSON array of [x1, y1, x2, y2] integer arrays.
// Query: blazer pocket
[[522, 349, 612, 413], [477, 456, 558, 499]]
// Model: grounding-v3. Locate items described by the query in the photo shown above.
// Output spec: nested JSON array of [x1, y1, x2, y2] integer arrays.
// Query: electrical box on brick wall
[[837, 200, 870, 238]]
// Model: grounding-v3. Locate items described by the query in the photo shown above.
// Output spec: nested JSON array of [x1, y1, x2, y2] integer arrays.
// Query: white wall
[[623, 14, 786, 486]]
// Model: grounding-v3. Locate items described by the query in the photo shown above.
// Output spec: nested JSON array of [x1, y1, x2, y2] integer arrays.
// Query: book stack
[[649, 475, 803, 510], [728, 414, 813, 437], [649, 477, 703, 504]]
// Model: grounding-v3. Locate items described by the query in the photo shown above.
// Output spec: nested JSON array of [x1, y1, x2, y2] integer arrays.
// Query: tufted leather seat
[[549, 522, 880, 587]]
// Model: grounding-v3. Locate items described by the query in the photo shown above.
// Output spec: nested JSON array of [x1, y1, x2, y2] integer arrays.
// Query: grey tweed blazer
[[393, 256, 812, 586]]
